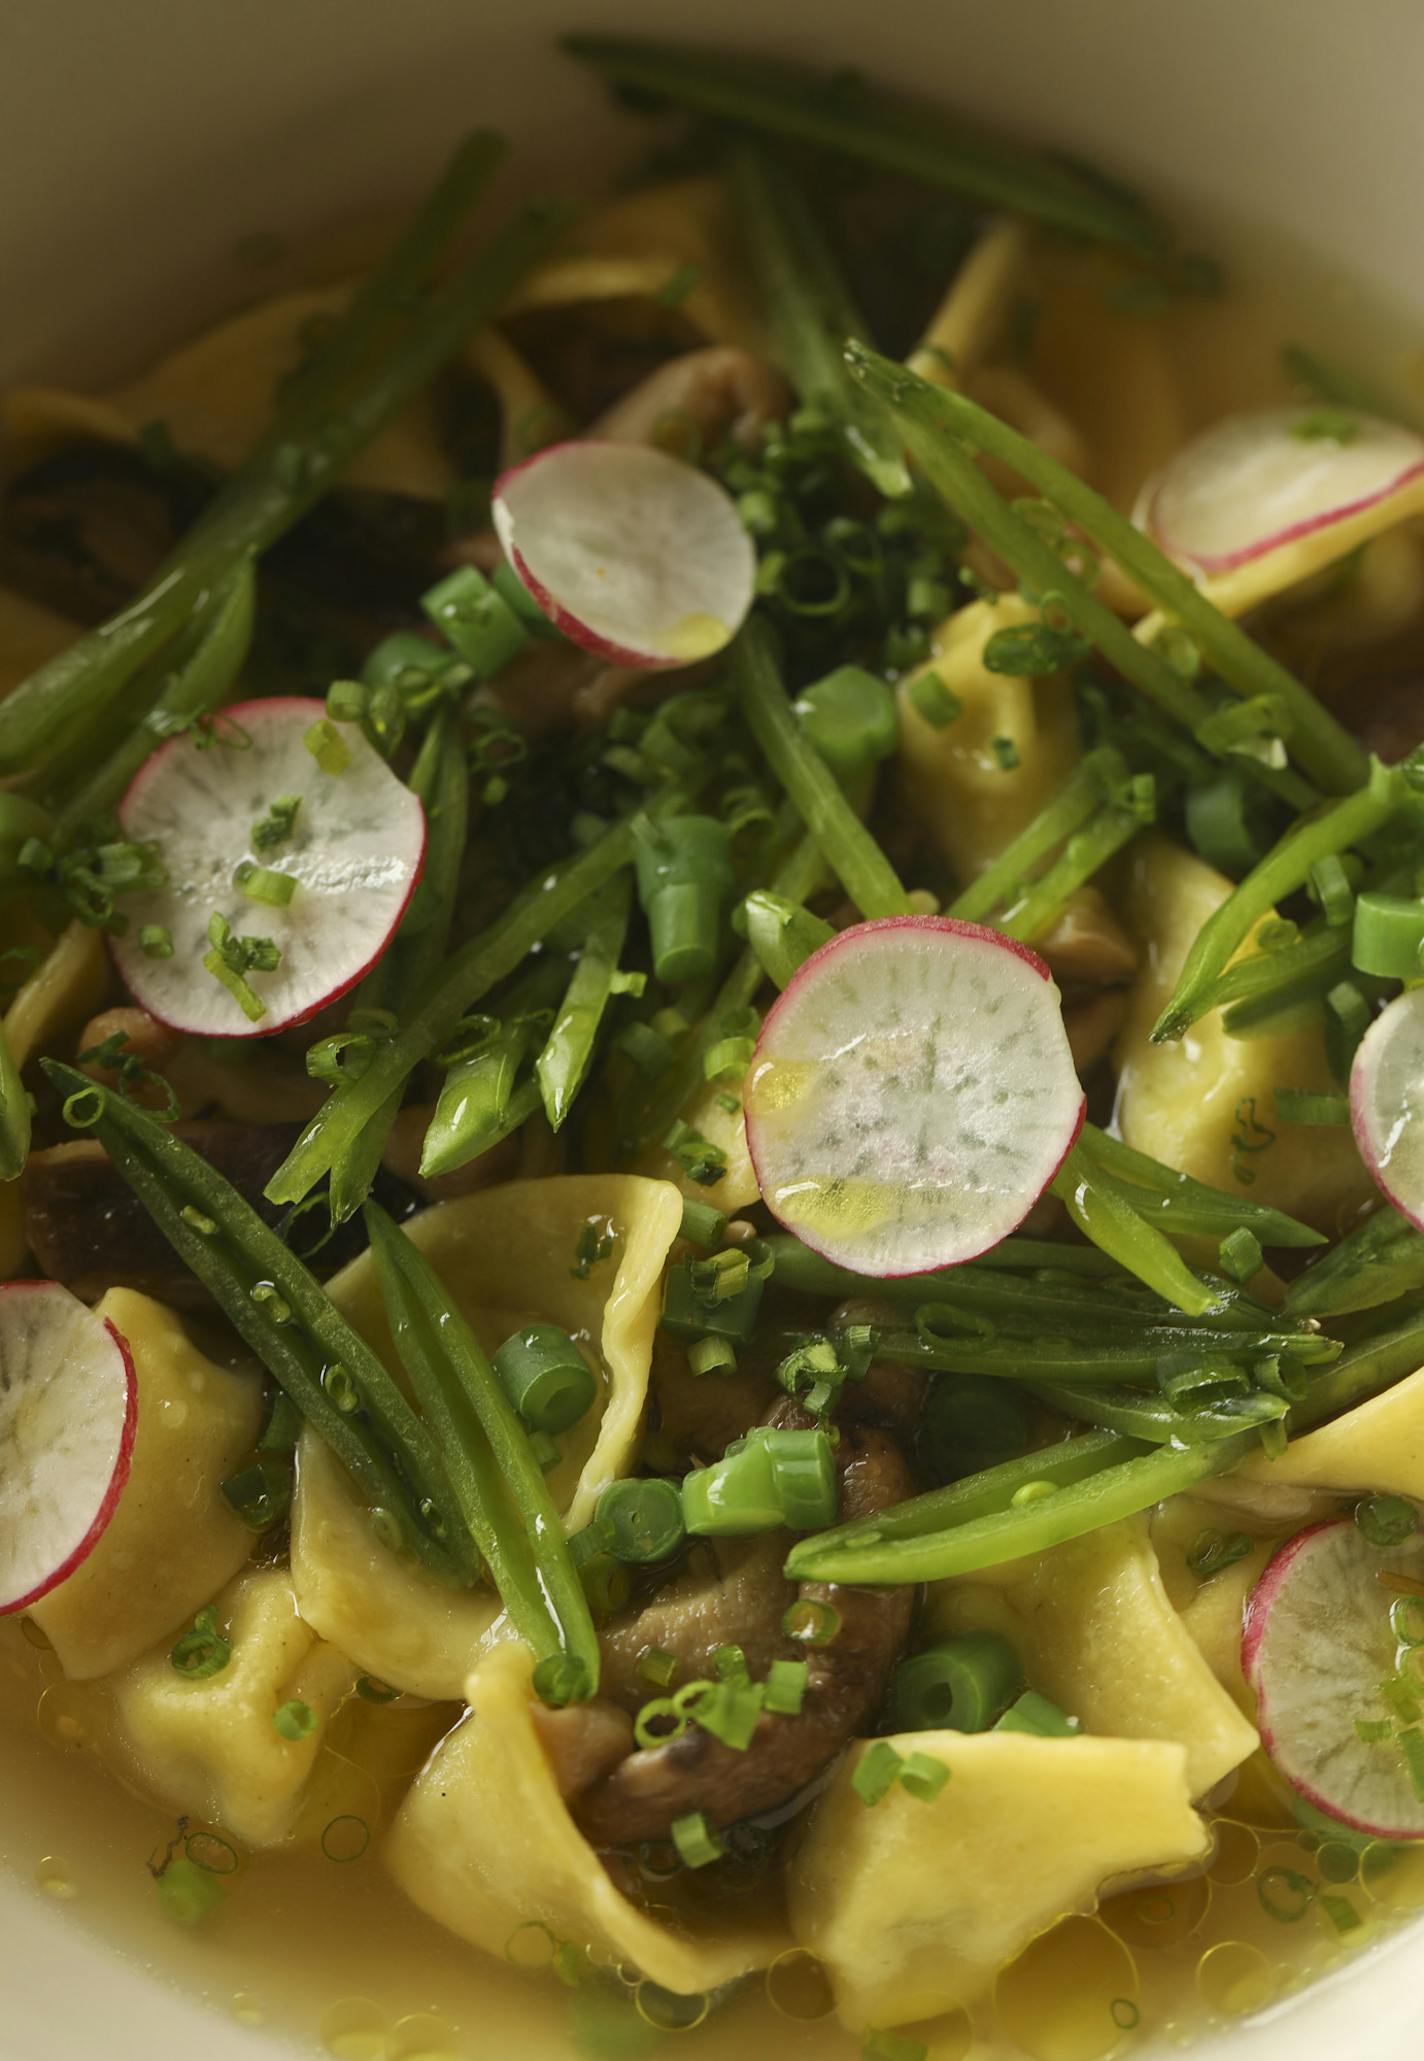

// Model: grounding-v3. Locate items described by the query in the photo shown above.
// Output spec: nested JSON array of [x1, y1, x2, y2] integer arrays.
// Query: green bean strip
[[49, 561, 257, 841], [1074, 1125, 1325, 1248], [1192, 925, 1350, 1030], [996, 793, 1151, 945], [364, 1204, 600, 1701], [1027, 1379, 1288, 1447], [1286, 1208, 1424, 1318], [537, 874, 634, 1130], [0, 1021, 30, 1180], [1152, 759, 1406, 1041], [847, 354, 1316, 812], [846, 342, 1368, 797], [1289, 1307, 1424, 1429], [1051, 1143, 1220, 1316], [328, 704, 471, 1221], [266, 814, 647, 1206], [564, 36, 1166, 250], [786, 1432, 1250, 1582], [877, 1325, 1324, 1386], [275, 130, 507, 423], [729, 145, 909, 498], [42, 1062, 472, 1585], [733, 620, 910, 918], [421, 962, 563, 1179], [947, 752, 1119, 923], [0, 171, 570, 773]]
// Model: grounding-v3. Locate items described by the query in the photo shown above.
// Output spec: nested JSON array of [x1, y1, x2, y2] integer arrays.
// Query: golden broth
[[3, 188, 1424, 2061]]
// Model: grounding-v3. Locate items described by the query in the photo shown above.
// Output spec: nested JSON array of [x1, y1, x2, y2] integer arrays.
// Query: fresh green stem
[[0, 172, 571, 773], [1193, 925, 1350, 1030], [1074, 1125, 1324, 1248], [785, 1430, 1248, 1582], [266, 814, 644, 1206], [1027, 1378, 1288, 1447], [564, 35, 1167, 250], [728, 144, 909, 498], [0, 1021, 30, 1180], [1286, 1210, 1424, 1318], [328, 705, 471, 1220], [1290, 1307, 1424, 1429], [363, 1204, 600, 1701], [1152, 760, 1405, 1041], [947, 752, 1117, 923], [996, 792, 1150, 944], [275, 130, 508, 423], [846, 342, 1369, 797], [43, 1063, 471, 1585], [877, 1322, 1323, 1385], [1051, 1141, 1220, 1316], [733, 618, 910, 918], [420, 962, 563, 1180], [51, 561, 257, 842], [536, 874, 634, 1130]]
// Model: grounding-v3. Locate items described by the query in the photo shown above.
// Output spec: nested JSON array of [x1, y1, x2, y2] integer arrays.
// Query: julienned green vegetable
[[0, 136, 570, 777]]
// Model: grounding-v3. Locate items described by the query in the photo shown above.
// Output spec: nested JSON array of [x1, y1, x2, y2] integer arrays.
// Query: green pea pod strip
[[536, 874, 634, 1130], [729, 144, 910, 498], [564, 35, 1166, 251], [41, 1061, 472, 1587], [363, 1202, 600, 1702]]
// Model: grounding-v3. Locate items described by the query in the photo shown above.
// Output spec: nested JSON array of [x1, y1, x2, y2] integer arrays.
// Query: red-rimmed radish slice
[[743, 916, 1085, 1277], [0, 1281, 137, 1616], [492, 439, 756, 668], [112, 696, 425, 1038], [1243, 1515, 1424, 1837], [1136, 407, 1424, 575], [1349, 986, 1424, 1231]]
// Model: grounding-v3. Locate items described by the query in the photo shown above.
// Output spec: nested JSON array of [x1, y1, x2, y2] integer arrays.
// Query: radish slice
[[112, 697, 426, 1038], [492, 439, 756, 668], [1349, 986, 1424, 1231], [743, 916, 1085, 1277], [0, 1282, 137, 1615], [1136, 407, 1424, 575], [1243, 1515, 1424, 1837]]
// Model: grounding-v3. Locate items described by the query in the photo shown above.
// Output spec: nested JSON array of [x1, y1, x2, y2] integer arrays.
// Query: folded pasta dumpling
[[927, 1516, 1257, 1797], [29, 1288, 261, 1679], [107, 1566, 356, 1848], [898, 595, 1081, 883], [1115, 836, 1374, 1229], [387, 1643, 787, 1994], [292, 1174, 684, 1699], [787, 1730, 1209, 2031]]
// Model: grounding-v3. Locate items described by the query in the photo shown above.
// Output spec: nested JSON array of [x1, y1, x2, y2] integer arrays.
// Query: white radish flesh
[[112, 697, 426, 1038], [1349, 985, 1424, 1232], [492, 439, 756, 668], [0, 1282, 137, 1615], [1137, 407, 1424, 575], [1243, 1515, 1424, 1837], [743, 916, 1085, 1277]]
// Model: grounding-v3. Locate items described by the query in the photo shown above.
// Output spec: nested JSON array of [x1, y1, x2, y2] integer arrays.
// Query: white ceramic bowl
[[3, 1, 1423, 2054]]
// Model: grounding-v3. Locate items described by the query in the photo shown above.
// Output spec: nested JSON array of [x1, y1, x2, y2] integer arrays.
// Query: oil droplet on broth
[[1205, 1819, 1260, 1887], [387, 2012, 460, 2061], [1104, 1871, 1212, 1950], [995, 1914, 1139, 2061], [35, 1855, 77, 1899], [320, 1995, 389, 2060], [1195, 1939, 1276, 2016], [763, 1948, 835, 2022], [35, 1682, 91, 1750]]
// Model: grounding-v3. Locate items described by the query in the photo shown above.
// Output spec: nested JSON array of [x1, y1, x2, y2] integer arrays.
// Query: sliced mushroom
[[528, 1697, 636, 1802], [1038, 887, 1139, 985], [590, 345, 790, 453], [1351, 671, 1424, 764], [573, 1425, 916, 1847]]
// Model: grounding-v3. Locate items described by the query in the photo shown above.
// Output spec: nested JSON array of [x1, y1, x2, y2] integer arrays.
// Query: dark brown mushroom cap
[[574, 1425, 915, 1849]]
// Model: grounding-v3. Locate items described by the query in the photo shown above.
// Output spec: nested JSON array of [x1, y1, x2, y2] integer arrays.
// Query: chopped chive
[[304, 717, 351, 775], [235, 860, 298, 908], [670, 1811, 726, 1870], [764, 1658, 809, 1716], [898, 1750, 951, 1801], [169, 1606, 232, 1679], [1355, 1494, 1420, 1547], [272, 1698, 317, 1740], [139, 924, 174, 959], [852, 1741, 904, 1806]]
